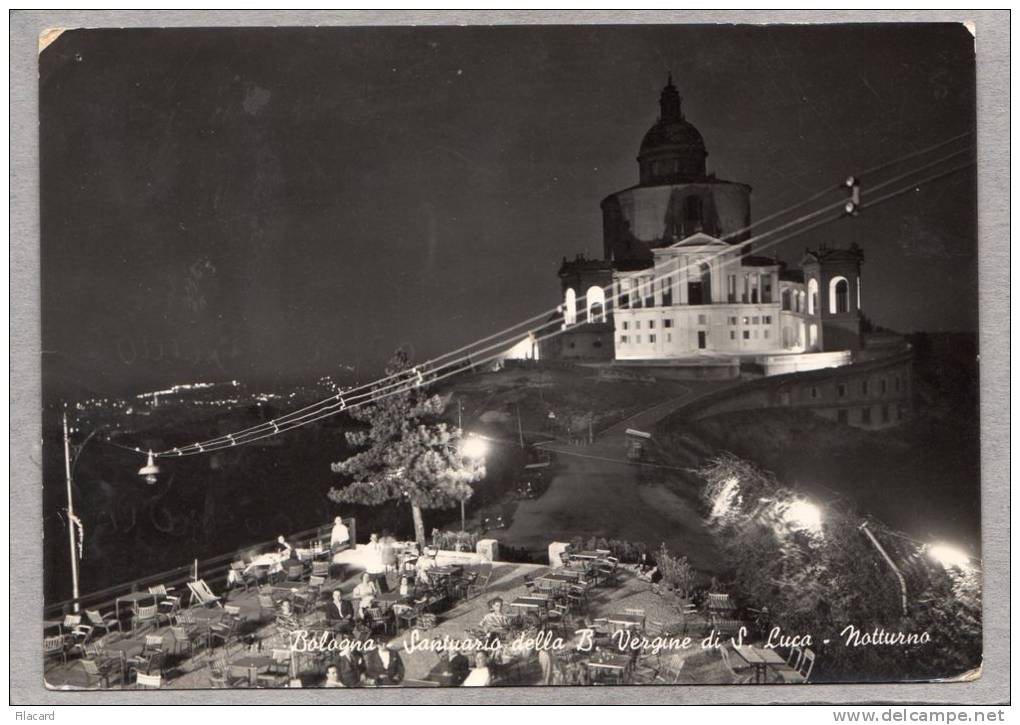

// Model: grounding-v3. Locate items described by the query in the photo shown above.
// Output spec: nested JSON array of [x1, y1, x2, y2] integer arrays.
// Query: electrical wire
[[112, 135, 975, 457]]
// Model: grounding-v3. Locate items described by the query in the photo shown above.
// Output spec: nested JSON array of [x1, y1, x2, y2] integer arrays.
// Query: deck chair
[[187, 579, 223, 608]]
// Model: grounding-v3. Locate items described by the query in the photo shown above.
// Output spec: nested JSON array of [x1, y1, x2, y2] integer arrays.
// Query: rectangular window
[[742, 316, 750, 325], [763, 330, 770, 339], [662, 277, 673, 306], [837, 409, 848, 424], [649, 320, 656, 329], [811, 386, 819, 399], [727, 274, 737, 303], [837, 384, 847, 398], [620, 335, 628, 344], [742, 330, 750, 340], [752, 316, 760, 325], [862, 380, 869, 395], [649, 334, 656, 343], [861, 408, 872, 424], [728, 316, 737, 325], [666, 333, 672, 342], [644, 279, 654, 309], [697, 314, 707, 325], [880, 379, 887, 394], [762, 276, 773, 304], [619, 280, 630, 309], [664, 318, 674, 328], [634, 321, 640, 330], [622, 321, 629, 330], [730, 331, 736, 340], [763, 315, 772, 325], [881, 404, 890, 423]]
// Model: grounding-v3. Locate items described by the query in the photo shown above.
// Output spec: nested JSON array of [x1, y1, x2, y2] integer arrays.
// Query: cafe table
[[535, 573, 578, 591], [510, 596, 551, 622], [604, 612, 645, 633], [584, 651, 632, 684], [230, 653, 278, 687], [730, 644, 783, 684], [115, 592, 155, 621]]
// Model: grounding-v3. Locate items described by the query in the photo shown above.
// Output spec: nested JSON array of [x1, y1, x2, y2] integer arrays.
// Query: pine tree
[[328, 350, 485, 547]]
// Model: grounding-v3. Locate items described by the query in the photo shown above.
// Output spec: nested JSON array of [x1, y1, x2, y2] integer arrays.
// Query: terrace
[[44, 526, 814, 689]]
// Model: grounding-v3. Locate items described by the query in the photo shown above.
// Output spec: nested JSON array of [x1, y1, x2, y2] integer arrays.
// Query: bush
[[568, 536, 648, 564], [430, 529, 481, 552]]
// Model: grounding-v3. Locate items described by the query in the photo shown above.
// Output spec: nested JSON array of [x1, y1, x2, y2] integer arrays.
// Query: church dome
[[637, 75, 709, 185]]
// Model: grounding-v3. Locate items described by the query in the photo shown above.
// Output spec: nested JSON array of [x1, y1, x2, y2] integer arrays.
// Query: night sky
[[40, 24, 977, 399]]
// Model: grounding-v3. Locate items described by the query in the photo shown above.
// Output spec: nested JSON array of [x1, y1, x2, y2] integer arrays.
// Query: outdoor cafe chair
[[81, 656, 121, 689], [126, 635, 165, 679], [209, 611, 241, 654], [65, 620, 94, 652], [170, 625, 204, 659], [773, 648, 814, 683], [286, 563, 305, 582], [310, 560, 330, 580], [150, 586, 181, 627], [229, 561, 261, 593], [717, 645, 754, 684], [131, 604, 158, 634], [85, 608, 122, 638], [134, 672, 162, 689], [466, 564, 493, 599], [43, 634, 69, 669], [255, 649, 293, 688]]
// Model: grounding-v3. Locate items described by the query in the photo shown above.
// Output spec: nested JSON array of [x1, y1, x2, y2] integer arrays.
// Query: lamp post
[[859, 521, 908, 616], [61, 408, 158, 611]]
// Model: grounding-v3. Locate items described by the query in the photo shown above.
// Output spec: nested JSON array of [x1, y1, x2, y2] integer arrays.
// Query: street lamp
[[927, 543, 971, 570], [782, 500, 823, 534], [138, 450, 161, 485]]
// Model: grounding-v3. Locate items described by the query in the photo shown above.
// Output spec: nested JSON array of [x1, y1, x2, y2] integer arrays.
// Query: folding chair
[[187, 579, 223, 608], [149, 585, 181, 626]]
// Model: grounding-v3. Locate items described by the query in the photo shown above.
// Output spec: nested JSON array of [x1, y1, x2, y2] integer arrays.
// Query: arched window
[[829, 276, 849, 314], [807, 279, 819, 315], [564, 288, 577, 325], [586, 285, 606, 323]]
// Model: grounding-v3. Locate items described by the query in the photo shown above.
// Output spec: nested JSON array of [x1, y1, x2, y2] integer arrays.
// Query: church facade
[[542, 76, 864, 369]]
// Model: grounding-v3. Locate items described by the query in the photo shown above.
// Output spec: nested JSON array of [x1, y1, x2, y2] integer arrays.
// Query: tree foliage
[[328, 350, 485, 544], [693, 453, 982, 682]]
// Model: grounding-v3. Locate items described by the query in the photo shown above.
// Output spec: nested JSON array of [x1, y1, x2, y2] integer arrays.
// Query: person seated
[[326, 590, 356, 632], [478, 597, 511, 634], [322, 664, 345, 688], [352, 572, 380, 619], [330, 516, 351, 551], [363, 644, 405, 686], [415, 552, 437, 587], [448, 648, 471, 686], [333, 649, 364, 688], [275, 600, 300, 636], [275, 535, 293, 557], [461, 652, 492, 687]]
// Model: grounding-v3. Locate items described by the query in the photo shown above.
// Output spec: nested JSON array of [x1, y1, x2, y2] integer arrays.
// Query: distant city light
[[927, 543, 971, 570], [783, 500, 823, 534]]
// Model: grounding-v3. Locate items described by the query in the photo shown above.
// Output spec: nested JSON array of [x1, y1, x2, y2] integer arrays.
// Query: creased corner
[[38, 28, 65, 55]]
